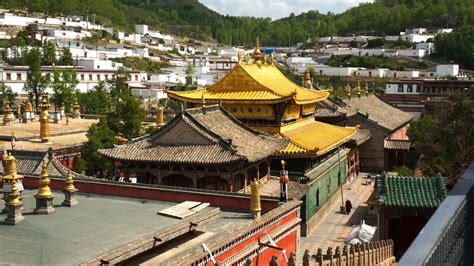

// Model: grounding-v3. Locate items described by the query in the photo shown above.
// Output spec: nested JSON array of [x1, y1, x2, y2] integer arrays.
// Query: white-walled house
[[0, 12, 102, 30], [0, 66, 146, 94], [435, 64, 459, 77], [385, 82, 421, 95]]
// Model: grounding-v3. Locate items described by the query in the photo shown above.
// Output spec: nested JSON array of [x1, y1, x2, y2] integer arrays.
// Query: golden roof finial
[[270, 53, 275, 65], [39, 94, 50, 143], [237, 50, 242, 63], [263, 53, 267, 65], [245, 53, 250, 64], [253, 37, 261, 63], [25, 99, 33, 112], [305, 68, 311, 83], [36, 159, 53, 198], [64, 169, 76, 191], [250, 179, 261, 218], [365, 82, 369, 95], [346, 84, 352, 99], [3, 97, 13, 125], [72, 94, 81, 119]]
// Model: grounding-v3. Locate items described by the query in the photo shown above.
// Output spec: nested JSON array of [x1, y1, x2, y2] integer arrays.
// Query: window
[[89, 74, 93, 80], [407, 85, 413, 92], [397, 86, 403, 93], [416, 86, 420, 93], [135, 75, 138, 81], [16, 73, 21, 80], [80, 74, 84, 81], [6, 73, 11, 80], [105, 74, 109, 80]]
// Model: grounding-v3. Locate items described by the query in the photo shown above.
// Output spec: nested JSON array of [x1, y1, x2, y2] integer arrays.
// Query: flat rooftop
[[0, 189, 250, 265], [0, 132, 88, 150]]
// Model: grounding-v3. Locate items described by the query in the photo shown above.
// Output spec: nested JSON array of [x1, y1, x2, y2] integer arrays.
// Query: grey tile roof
[[99, 105, 288, 165], [342, 95, 414, 131]]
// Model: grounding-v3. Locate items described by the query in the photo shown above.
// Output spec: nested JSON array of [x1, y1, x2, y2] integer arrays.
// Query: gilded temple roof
[[98, 105, 289, 165], [276, 117, 358, 157], [166, 62, 329, 105]]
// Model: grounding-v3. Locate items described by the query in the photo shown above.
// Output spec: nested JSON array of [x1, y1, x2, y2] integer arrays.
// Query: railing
[[302, 240, 396, 266], [399, 162, 474, 266]]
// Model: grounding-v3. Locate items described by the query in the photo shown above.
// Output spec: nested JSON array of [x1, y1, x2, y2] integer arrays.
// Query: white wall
[[436, 64, 459, 77]]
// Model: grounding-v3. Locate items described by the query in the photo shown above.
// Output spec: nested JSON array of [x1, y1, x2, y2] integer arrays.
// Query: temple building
[[375, 173, 447, 257], [99, 105, 288, 192], [167, 39, 361, 235]]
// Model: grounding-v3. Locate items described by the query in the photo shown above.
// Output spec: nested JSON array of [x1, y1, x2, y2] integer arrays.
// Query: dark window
[[397, 86, 403, 92], [316, 189, 320, 207], [407, 85, 413, 92]]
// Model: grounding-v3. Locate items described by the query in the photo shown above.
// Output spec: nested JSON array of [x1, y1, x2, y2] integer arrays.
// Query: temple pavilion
[[167, 38, 358, 175], [99, 105, 288, 192]]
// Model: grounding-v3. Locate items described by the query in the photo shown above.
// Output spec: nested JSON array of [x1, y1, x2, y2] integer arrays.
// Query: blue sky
[[199, 0, 373, 20]]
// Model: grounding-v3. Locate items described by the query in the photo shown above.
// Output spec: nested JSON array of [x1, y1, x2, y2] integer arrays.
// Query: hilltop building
[[167, 39, 361, 235]]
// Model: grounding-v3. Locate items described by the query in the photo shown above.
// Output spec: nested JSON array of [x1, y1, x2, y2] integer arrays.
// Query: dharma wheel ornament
[[34, 159, 55, 214]]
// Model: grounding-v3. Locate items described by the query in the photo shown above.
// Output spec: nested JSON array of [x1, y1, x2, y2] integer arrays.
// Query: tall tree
[[0, 82, 18, 114], [50, 68, 79, 111], [77, 81, 111, 115], [58, 48, 74, 66], [41, 40, 57, 66], [23, 48, 50, 111]]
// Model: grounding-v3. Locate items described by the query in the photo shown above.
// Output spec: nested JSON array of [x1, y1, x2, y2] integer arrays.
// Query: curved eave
[[165, 88, 292, 104], [98, 148, 247, 166]]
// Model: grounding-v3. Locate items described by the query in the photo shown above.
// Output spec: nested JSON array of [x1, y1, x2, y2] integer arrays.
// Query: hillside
[[1, 0, 473, 46]]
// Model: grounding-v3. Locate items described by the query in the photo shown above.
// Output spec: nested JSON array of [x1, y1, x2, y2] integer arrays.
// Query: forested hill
[[1, 0, 473, 46]]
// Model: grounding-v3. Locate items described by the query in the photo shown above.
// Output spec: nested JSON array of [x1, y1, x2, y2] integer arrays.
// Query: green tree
[[392, 165, 414, 176], [77, 121, 117, 178], [23, 48, 50, 111], [50, 68, 79, 111], [78, 81, 111, 115], [41, 40, 57, 66], [58, 48, 74, 66], [0, 83, 18, 114], [185, 63, 195, 86]]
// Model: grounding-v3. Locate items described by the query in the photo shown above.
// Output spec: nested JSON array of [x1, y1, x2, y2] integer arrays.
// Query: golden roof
[[277, 118, 357, 157], [167, 62, 329, 105]]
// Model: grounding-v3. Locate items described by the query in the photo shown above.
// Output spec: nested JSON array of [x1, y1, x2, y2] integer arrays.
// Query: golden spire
[[39, 94, 50, 143], [250, 179, 261, 218], [7, 179, 21, 205], [72, 95, 81, 119], [253, 37, 261, 63], [25, 100, 33, 112], [64, 169, 76, 191], [305, 68, 311, 83], [365, 82, 369, 95], [263, 53, 267, 64], [346, 84, 352, 98], [35, 159, 53, 198], [5, 153, 17, 176], [15, 103, 21, 117], [356, 80, 361, 98], [270, 53, 275, 65], [3, 97, 13, 125], [156, 106, 164, 127], [237, 50, 242, 63]]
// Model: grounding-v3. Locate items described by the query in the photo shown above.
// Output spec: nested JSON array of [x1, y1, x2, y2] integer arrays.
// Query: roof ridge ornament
[[253, 37, 261, 65]]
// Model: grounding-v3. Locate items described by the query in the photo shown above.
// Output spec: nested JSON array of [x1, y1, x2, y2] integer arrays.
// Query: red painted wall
[[22, 176, 279, 211]]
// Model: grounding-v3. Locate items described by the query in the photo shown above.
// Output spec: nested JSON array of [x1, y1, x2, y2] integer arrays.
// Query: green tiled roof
[[376, 173, 447, 208]]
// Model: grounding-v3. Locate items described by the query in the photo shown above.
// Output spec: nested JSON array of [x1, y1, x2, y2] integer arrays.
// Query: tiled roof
[[99, 105, 289, 165], [384, 139, 411, 150], [277, 118, 357, 157], [167, 63, 329, 105], [377, 173, 447, 208], [342, 95, 414, 131], [0, 150, 67, 177]]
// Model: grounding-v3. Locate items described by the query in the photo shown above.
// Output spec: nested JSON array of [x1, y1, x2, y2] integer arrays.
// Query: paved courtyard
[[300, 173, 375, 252]]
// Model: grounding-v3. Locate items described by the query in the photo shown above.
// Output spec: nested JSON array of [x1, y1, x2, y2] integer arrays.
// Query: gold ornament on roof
[[365, 82, 369, 95], [245, 53, 250, 64], [35, 159, 53, 198], [5, 153, 17, 175], [356, 80, 361, 97], [72, 95, 81, 119], [39, 94, 50, 142], [237, 50, 242, 63], [25, 100, 33, 112], [305, 68, 311, 83], [64, 169, 76, 191], [253, 37, 261, 62], [270, 53, 275, 65], [3, 97, 13, 125], [7, 179, 21, 205], [250, 179, 261, 217], [346, 84, 352, 98], [263, 53, 267, 65]]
